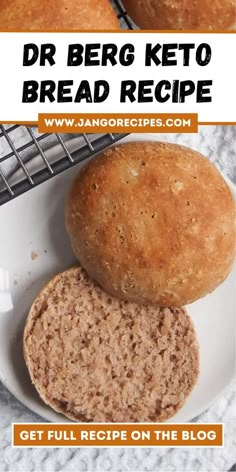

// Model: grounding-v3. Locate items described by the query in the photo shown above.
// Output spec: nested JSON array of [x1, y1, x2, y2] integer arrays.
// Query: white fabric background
[[0, 125, 235, 472]]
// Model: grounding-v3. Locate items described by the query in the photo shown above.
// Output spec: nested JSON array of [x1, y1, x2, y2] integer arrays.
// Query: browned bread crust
[[66, 141, 235, 307], [122, 0, 236, 30], [0, 0, 119, 30], [24, 266, 199, 422]]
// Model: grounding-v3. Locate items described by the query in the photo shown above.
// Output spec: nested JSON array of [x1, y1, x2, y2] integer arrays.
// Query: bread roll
[[24, 266, 199, 422], [122, 0, 235, 30], [66, 141, 235, 307], [0, 0, 119, 30]]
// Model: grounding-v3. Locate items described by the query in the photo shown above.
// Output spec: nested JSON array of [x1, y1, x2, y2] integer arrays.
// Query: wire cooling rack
[[113, 0, 135, 29], [0, 126, 127, 206]]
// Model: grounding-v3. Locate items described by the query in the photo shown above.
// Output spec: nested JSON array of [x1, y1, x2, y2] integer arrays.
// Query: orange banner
[[38, 113, 198, 134], [13, 423, 223, 447]]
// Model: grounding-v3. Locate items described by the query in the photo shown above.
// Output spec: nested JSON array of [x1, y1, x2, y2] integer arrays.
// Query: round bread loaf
[[66, 141, 235, 307], [0, 0, 119, 30], [24, 266, 199, 422], [122, 0, 235, 30]]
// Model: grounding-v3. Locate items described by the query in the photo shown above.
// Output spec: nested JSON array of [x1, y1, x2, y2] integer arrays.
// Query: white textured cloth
[[0, 126, 235, 472]]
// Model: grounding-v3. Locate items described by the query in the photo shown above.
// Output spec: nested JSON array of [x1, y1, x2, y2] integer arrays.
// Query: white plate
[[0, 133, 235, 423]]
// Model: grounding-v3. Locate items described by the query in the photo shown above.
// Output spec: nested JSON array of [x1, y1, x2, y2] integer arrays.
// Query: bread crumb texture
[[31, 251, 39, 261], [66, 141, 235, 306], [24, 266, 199, 423]]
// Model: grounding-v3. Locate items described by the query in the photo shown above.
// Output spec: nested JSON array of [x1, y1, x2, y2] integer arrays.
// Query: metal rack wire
[[113, 0, 135, 29], [0, 1, 134, 206], [0, 127, 127, 206]]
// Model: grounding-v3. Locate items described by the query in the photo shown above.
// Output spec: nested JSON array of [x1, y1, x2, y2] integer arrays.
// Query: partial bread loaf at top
[[0, 0, 119, 30], [122, 0, 235, 30], [66, 141, 235, 307]]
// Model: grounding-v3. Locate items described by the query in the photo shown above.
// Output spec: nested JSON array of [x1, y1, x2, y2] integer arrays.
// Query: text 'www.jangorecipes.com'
[[38, 113, 198, 133]]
